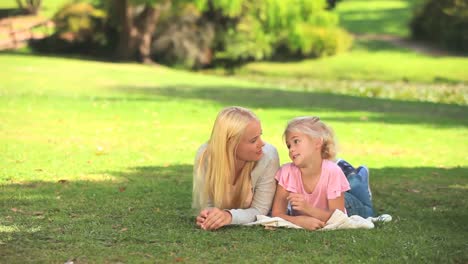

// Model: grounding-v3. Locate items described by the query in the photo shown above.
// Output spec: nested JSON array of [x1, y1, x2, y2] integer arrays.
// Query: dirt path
[[0, 15, 53, 50], [355, 33, 462, 57]]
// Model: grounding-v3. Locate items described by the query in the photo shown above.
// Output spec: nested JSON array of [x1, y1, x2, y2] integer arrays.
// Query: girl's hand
[[200, 208, 232, 231], [294, 216, 325, 231], [287, 193, 312, 214]]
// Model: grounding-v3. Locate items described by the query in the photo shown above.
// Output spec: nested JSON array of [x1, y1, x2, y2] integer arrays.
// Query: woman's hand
[[196, 208, 232, 231], [287, 193, 312, 215], [196, 209, 210, 228]]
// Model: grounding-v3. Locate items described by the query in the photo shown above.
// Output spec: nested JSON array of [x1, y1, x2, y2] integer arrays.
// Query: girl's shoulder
[[276, 163, 300, 178], [322, 159, 342, 173]]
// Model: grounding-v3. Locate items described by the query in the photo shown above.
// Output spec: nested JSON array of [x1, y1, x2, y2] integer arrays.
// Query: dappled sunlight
[[449, 184, 468, 190], [0, 224, 41, 234], [0, 225, 20, 233], [335, 0, 412, 36]]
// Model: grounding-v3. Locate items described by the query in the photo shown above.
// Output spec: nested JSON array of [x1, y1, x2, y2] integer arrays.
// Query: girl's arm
[[288, 192, 345, 222], [272, 184, 324, 231]]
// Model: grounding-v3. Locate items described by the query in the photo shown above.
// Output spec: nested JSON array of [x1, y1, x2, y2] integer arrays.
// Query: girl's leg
[[345, 192, 374, 218], [337, 159, 374, 217], [346, 169, 373, 209]]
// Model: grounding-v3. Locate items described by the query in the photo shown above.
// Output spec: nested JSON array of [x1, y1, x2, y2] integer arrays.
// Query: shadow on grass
[[338, 7, 411, 36], [1, 164, 467, 262], [113, 85, 468, 127], [352, 39, 410, 53], [0, 49, 117, 64]]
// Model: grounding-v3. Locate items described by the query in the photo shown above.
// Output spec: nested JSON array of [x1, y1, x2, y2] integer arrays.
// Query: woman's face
[[236, 120, 264, 162]]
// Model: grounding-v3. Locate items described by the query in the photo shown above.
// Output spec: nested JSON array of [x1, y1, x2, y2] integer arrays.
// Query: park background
[[1, 0, 467, 263]]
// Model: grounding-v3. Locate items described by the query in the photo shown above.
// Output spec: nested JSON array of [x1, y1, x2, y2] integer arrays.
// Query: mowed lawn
[[0, 53, 467, 263], [238, 0, 468, 98]]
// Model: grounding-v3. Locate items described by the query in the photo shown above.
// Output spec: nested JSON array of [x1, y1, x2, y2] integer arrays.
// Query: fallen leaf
[[175, 257, 184, 262], [120, 228, 128, 232], [95, 146, 106, 155], [32, 211, 44, 216], [58, 180, 69, 184], [11, 208, 23, 213], [119, 186, 126, 192], [407, 189, 420, 193]]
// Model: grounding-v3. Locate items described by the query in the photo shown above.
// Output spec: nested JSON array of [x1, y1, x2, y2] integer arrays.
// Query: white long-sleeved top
[[194, 143, 280, 225]]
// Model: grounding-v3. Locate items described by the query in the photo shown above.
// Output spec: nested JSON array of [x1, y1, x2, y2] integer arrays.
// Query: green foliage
[[152, 4, 215, 69], [411, 0, 468, 53], [197, 0, 352, 62], [53, 2, 107, 45], [287, 23, 353, 57], [221, 15, 273, 61]]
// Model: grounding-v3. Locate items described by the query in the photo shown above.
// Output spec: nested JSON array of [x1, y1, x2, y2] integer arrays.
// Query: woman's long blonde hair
[[284, 116, 338, 160], [192, 106, 258, 211]]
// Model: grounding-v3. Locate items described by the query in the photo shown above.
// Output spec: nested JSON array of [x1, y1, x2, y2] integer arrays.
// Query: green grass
[[334, 0, 417, 37], [236, 0, 468, 103], [1, 53, 467, 263], [238, 39, 468, 104], [242, 39, 468, 84]]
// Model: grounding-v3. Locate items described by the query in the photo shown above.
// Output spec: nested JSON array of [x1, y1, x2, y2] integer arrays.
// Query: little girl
[[271, 116, 373, 230]]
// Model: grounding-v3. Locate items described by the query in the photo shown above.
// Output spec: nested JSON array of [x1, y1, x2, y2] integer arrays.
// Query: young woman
[[192, 106, 280, 230]]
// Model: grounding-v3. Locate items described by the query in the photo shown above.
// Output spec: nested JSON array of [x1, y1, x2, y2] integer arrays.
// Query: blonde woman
[[193, 106, 280, 230]]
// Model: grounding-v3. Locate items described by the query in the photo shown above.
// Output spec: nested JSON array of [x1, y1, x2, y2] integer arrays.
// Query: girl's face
[[236, 120, 264, 162], [286, 131, 321, 167]]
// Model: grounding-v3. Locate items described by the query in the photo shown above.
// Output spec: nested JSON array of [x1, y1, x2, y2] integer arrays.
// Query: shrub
[[221, 15, 274, 61], [53, 2, 107, 46], [31, 2, 111, 56], [151, 4, 215, 69], [197, 0, 353, 64], [287, 24, 353, 58]]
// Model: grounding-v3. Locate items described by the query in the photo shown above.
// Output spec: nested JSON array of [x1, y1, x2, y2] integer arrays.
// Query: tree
[[112, 0, 168, 62], [195, 0, 349, 61], [16, 0, 42, 15]]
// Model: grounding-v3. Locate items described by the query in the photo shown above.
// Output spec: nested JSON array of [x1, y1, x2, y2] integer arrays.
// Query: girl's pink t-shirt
[[275, 160, 350, 215]]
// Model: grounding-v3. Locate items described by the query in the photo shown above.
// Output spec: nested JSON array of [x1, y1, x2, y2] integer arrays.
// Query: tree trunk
[[115, 0, 138, 61], [115, 0, 164, 63], [136, 5, 161, 63], [16, 0, 41, 15]]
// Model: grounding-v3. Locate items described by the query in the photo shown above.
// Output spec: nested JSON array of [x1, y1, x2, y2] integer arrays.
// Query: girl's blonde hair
[[284, 116, 337, 160], [192, 106, 258, 211]]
